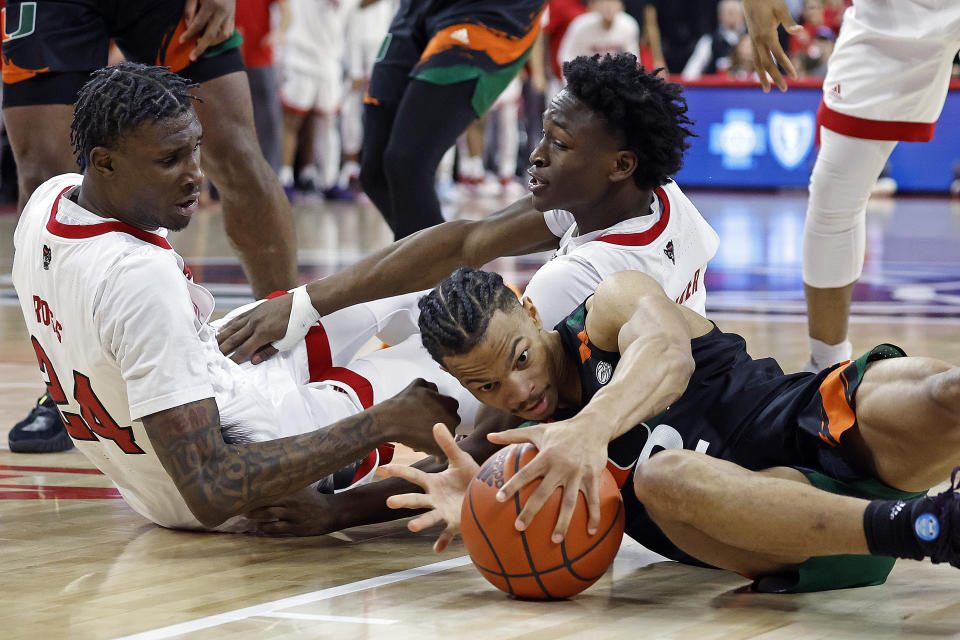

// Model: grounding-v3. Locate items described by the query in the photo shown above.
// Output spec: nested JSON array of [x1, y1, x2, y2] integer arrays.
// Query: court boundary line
[[112, 555, 471, 640]]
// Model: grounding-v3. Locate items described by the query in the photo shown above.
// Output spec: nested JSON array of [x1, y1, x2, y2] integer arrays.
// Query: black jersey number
[[30, 336, 145, 454]]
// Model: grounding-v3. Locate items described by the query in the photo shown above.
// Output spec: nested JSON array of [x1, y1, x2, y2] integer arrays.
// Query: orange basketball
[[460, 443, 625, 600]]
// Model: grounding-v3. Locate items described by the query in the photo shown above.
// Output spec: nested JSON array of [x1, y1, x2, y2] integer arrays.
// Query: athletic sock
[[809, 337, 852, 369], [864, 470, 960, 567], [863, 498, 931, 561]]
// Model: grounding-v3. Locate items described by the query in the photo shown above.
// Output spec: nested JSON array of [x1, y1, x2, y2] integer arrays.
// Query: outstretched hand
[[381, 423, 479, 552], [742, 0, 803, 92], [487, 419, 608, 543], [217, 294, 292, 364]]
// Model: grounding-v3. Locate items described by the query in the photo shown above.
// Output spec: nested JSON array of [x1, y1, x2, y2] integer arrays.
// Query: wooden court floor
[[1, 191, 959, 639]]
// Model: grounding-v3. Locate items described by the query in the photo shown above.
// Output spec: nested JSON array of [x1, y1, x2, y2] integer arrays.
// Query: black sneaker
[[913, 466, 960, 568], [316, 446, 392, 494], [8, 393, 73, 453]]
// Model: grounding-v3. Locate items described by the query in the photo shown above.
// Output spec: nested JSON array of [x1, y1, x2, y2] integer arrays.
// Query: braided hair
[[418, 267, 522, 364], [70, 62, 201, 168], [562, 53, 694, 191]]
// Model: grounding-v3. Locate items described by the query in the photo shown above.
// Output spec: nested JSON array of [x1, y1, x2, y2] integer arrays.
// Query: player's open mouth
[[176, 194, 200, 214], [523, 392, 549, 418], [527, 169, 548, 195]]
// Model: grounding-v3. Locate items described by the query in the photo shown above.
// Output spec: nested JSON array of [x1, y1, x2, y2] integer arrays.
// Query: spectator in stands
[[627, 0, 715, 73], [789, 0, 826, 59], [725, 33, 758, 80], [558, 0, 641, 71], [682, 0, 746, 80], [794, 25, 835, 78]]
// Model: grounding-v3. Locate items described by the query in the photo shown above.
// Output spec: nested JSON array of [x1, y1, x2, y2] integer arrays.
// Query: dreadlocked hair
[[562, 53, 694, 191], [418, 267, 522, 364], [70, 62, 201, 167]]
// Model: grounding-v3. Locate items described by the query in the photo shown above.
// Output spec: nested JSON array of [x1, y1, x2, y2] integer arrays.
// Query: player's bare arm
[[217, 195, 556, 364], [247, 405, 521, 536], [181, 0, 237, 61], [142, 379, 460, 528], [490, 271, 708, 541], [741, 0, 802, 92]]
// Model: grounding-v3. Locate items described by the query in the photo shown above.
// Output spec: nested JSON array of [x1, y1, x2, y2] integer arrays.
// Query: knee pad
[[803, 129, 897, 288]]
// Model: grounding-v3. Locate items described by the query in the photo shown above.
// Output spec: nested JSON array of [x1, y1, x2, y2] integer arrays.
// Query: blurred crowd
[[1, 0, 958, 206]]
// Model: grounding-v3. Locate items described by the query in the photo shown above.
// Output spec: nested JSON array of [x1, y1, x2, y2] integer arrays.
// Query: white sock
[[809, 337, 853, 369], [279, 165, 294, 187]]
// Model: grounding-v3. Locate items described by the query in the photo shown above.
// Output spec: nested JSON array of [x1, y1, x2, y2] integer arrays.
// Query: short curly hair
[[562, 53, 694, 190], [70, 62, 200, 167]]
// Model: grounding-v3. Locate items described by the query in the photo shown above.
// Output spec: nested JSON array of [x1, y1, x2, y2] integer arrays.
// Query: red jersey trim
[[817, 101, 936, 142], [319, 367, 374, 409], [597, 186, 671, 246], [45, 186, 172, 249]]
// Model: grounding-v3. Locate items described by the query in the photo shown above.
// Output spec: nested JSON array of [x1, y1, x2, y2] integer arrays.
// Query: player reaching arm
[[217, 195, 556, 364], [143, 380, 458, 528]]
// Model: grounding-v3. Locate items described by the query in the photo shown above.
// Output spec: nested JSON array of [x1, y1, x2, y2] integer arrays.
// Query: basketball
[[460, 443, 626, 600]]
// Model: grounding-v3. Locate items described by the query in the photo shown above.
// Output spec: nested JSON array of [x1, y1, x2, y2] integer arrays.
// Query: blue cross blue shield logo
[[708, 109, 766, 170], [768, 110, 815, 170]]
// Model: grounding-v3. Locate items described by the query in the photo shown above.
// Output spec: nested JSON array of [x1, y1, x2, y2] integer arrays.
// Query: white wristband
[[271, 285, 321, 351]]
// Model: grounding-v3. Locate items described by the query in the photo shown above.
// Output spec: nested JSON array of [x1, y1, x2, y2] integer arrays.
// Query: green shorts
[[752, 471, 927, 593]]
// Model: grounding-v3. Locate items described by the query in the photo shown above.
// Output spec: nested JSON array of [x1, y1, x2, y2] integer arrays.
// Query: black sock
[[863, 498, 938, 561]]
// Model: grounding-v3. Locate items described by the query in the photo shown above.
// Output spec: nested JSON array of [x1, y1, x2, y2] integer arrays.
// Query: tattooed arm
[[246, 406, 522, 536], [141, 379, 460, 528]]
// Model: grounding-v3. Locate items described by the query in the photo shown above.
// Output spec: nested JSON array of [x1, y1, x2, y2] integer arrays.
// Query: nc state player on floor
[[12, 63, 470, 532]]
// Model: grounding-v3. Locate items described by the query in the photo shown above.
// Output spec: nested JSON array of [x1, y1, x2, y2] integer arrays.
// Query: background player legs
[[313, 111, 342, 197], [192, 71, 298, 298], [3, 104, 77, 212], [379, 78, 481, 238], [360, 59, 410, 234], [803, 128, 897, 369], [246, 66, 283, 173]]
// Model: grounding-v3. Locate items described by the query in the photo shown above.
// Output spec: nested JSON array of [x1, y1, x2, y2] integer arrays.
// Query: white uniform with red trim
[[11, 174, 477, 531], [528, 180, 719, 329], [819, 0, 960, 141]]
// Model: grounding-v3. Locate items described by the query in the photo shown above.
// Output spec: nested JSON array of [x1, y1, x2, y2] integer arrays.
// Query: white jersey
[[278, 0, 360, 75], [12, 175, 386, 531], [557, 11, 640, 71], [820, 0, 960, 141], [528, 180, 718, 329]]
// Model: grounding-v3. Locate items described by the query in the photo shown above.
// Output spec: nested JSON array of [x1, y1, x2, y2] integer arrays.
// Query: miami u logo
[[2, 2, 37, 43]]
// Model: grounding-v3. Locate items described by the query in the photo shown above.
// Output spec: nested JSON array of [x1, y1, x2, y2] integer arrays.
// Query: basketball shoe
[[8, 393, 73, 453], [316, 443, 395, 494]]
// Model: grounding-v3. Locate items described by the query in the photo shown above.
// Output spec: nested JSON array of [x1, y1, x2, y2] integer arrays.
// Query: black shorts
[[367, 0, 545, 116], [1, 0, 244, 107]]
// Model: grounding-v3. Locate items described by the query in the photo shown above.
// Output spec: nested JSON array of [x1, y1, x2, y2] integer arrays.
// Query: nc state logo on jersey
[[42, 245, 51, 270], [663, 240, 675, 265]]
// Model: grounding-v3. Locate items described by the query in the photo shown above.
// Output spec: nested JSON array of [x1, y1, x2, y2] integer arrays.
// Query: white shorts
[[279, 64, 344, 115], [820, 0, 960, 141]]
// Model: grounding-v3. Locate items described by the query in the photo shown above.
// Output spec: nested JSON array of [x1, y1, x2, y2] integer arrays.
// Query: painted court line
[[258, 612, 398, 625], [112, 556, 471, 640]]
